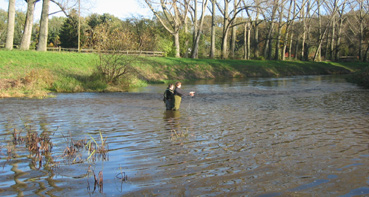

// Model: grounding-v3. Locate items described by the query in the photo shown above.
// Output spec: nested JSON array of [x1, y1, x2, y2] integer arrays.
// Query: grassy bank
[[346, 67, 369, 88], [1, 50, 368, 98]]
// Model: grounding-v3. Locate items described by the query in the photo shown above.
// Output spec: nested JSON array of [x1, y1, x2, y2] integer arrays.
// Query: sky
[[0, 0, 153, 21]]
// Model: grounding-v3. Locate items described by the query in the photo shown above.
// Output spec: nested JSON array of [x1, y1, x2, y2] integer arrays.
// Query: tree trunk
[[325, 27, 330, 60], [264, 0, 277, 60], [174, 32, 181, 58], [305, 14, 311, 60], [364, 42, 369, 62], [210, 0, 216, 58], [221, 29, 229, 59], [254, 3, 260, 58], [275, 24, 281, 60], [359, 19, 363, 61], [230, 25, 236, 59], [313, 24, 330, 61], [191, 0, 197, 58], [335, 3, 345, 61], [5, 0, 16, 50], [359, 2, 364, 61], [282, 0, 294, 60], [243, 21, 250, 60], [37, 0, 50, 51], [184, 15, 189, 58], [221, 0, 229, 59], [301, 4, 306, 61], [294, 39, 299, 60], [330, 17, 336, 60], [316, 0, 321, 61], [275, 4, 284, 60], [230, 0, 237, 58], [330, 0, 337, 60], [247, 22, 250, 60], [243, 22, 247, 59], [288, 30, 294, 59], [20, 0, 38, 50], [282, 32, 288, 60], [306, 1, 312, 61]]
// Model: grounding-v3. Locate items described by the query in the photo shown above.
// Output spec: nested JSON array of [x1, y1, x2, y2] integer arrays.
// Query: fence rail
[[338, 56, 358, 62], [0, 45, 164, 57], [46, 47, 165, 57]]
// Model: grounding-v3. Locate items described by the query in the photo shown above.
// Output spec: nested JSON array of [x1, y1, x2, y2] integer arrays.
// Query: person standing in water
[[163, 84, 175, 110], [172, 82, 195, 111]]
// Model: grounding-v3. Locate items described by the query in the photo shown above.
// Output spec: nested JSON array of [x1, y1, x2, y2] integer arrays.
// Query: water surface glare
[[0, 75, 368, 196]]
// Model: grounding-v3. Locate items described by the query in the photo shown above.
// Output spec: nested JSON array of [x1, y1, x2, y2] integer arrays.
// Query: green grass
[[1, 50, 368, 98]]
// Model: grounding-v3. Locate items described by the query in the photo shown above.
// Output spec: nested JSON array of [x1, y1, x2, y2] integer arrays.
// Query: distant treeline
[[1, 0, 369, 61]]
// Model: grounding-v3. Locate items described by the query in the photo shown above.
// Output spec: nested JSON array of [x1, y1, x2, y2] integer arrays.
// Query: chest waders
[[173, 95, 182, 110]]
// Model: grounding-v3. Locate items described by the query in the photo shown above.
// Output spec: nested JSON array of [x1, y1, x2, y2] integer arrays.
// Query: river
[[0, 75, 368, 196]]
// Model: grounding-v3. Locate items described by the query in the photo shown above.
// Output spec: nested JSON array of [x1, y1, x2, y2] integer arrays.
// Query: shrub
[[96, 53, 137, 85]]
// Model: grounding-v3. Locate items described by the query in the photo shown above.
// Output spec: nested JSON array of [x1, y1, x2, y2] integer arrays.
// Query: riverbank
[[346, 67, 369, 88], [1, 50, 368, 98]]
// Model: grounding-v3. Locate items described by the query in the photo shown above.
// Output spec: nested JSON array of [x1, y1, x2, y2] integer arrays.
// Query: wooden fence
[[0, 45, 165, 57], [338, 56, 358, 62], [46, 47, 165, 57]]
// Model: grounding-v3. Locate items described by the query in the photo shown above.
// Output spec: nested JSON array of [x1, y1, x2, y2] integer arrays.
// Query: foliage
[[0, 9, 7, 44], [48, 16, 66, 47], [0, 9, 26, 46], [93, 24, 137, 51], [59, 10, 88, 48], [156, 36, 174, 57]]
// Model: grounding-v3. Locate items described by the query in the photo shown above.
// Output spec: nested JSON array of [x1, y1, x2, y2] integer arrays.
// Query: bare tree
[[243, 0, 263, 58], [281, 0, 296, 60], [314, 0, 322, 61], [274, 0, 287, 60], [335, 0, 348, 60], [5, 0, 16, 50], [243, 18, 251, 59], [144, 0, 190, 58], [300, 0, 313, 61], [263, 0, 278, 59], [350, 0, 369, 61], [190, 0, 209, 58], [329, 0, 338, 60], [216, 0, 245, 59], [241, 0, 256, 59]]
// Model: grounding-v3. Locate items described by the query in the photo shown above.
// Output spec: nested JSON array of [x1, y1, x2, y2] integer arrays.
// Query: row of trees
[[2, 0, 369, 61], [1, 0, 175, 54], [144, 0, 369, 61]]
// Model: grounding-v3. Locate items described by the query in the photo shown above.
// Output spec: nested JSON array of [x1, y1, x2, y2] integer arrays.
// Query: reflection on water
[[0, 75, 369, 196]]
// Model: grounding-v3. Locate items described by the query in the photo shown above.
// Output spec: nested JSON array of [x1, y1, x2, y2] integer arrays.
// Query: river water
[[0, 75, 368, 196]]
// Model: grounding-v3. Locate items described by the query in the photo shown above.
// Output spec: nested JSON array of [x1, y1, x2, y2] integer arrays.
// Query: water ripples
[[0, 76, 368, 196]]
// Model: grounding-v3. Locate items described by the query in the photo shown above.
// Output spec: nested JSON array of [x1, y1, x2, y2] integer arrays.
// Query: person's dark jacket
[[163, 88, 174, 102], [174, 88, 185, 97]]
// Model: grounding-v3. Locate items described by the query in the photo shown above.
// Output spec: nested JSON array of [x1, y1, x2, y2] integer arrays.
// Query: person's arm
[[175, 88, 184, 97]]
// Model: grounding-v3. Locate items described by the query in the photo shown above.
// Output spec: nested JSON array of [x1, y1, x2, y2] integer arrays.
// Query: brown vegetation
[[0, 68, 54, 98]]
